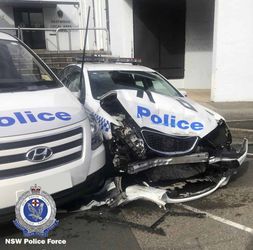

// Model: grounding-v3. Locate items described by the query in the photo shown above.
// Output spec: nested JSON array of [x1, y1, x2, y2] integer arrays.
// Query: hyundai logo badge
[[26, 147, 53, 162]]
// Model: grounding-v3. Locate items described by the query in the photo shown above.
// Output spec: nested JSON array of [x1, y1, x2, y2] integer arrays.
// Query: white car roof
[[0, 32, 17, 41], [74, 63, 154, 72]]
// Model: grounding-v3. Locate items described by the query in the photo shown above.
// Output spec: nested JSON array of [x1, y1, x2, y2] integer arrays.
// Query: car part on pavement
[[69, 174, 230, 211]]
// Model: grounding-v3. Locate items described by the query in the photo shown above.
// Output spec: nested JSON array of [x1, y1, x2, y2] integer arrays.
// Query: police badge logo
[[13, 185, 59, 237]]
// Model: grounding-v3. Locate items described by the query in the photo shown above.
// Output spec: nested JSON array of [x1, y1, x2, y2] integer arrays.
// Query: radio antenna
[[79, 6, 91, 104]]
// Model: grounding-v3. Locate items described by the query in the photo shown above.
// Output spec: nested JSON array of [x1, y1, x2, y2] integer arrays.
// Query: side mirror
[[179, 90, 187, 97]]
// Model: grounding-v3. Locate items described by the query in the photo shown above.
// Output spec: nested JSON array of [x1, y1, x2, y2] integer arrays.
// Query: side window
[[67, 71, 81, 92], [63, 68, 85, 102], [150, 79, 168, 93], [133, 74, 145, 89], [60, 68, 84, 94], [58, 68, 70, 85]]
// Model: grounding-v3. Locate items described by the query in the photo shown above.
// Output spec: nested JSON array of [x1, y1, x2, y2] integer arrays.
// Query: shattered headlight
[[87, 112, 103, 150], [203, 119, 232, 148]]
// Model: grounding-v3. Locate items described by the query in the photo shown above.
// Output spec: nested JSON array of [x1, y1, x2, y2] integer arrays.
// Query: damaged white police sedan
[[59, 57, 248, 208]]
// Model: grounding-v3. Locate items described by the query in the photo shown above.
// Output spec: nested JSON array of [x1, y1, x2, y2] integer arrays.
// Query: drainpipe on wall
[[92, 0, 97, 49], [105, 0, 110, 44], [79, 0, 85, 50]]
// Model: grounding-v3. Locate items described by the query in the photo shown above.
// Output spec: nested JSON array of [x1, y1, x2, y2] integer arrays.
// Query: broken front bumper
[[119, 178, 228, 207], [73, 175, 234, 211], [128, 139, 248, 174], [69, 139, 248, 211]]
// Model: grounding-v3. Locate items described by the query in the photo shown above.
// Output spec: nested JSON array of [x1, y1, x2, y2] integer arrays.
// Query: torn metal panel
[[71, 175, 230, 212], [128, 152, 209, 174]]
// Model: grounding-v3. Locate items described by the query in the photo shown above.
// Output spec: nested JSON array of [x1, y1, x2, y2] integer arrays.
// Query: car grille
[[0, 127, 83, 178], [141, 129, 198, 155]]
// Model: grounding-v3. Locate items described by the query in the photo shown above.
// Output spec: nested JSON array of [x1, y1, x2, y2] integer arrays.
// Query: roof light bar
[[76, 56, 142, 65]]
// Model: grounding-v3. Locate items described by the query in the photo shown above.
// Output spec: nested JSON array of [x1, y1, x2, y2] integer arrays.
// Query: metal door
[[133, 0, 186, 79], [14, 8, 46, 49]]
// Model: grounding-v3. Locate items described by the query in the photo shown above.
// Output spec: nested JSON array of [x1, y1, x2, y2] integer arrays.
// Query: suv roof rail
[[76, 56, 142, 65]]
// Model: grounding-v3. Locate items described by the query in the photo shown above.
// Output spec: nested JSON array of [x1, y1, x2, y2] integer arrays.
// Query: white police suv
[[59, 57, 248, 204], [0, 33, 105, 220]]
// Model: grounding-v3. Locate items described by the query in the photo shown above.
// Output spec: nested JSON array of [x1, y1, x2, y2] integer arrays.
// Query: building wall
[[106, 0, 215, 90], [0, 1, 109, 52], [108, 0, 133, 57], [0, 6, 15, 36], [44, 5, 80, 51], [211, 0, 253, 102], [184, 0, 214, 90], [79, 0, 108, 52]]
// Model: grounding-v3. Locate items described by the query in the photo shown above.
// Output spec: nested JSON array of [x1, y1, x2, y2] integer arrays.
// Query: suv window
[[0, 39, 61, 92], [88, 70, 181, 99]]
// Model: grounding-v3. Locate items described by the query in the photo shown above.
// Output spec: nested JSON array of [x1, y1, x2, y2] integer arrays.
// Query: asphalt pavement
[[1, 157, 253, 250]]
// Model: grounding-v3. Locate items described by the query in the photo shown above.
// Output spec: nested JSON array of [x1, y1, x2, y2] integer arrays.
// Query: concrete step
[[227, 120, 253, 144], [35, 51, 84, 71], [38, 52, 83, 57], [34, 50, 110, 57], [42, 57, 77, 63], [44, 62, 74, 69], [227, 120, 253, 130], [33, 50, 111, 72], [230, 128, 253, 142]]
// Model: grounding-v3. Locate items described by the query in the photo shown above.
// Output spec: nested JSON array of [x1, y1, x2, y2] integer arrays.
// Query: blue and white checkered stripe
[[93, 113, 111, 132]]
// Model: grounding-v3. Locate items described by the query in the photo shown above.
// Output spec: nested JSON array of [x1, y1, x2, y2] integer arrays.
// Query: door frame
[[13, 7, 46, 49]]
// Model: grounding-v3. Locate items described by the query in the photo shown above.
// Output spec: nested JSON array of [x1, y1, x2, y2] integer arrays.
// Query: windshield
[[0, 39, 61, 92], [88, 70, 181, 99]]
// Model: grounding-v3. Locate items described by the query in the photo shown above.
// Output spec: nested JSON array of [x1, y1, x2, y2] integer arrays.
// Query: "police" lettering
[[0, 111, 71, 127], [137, 106, 204, 131]]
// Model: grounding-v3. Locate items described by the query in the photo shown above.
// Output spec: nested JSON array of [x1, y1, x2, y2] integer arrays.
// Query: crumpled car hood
[[115, 89, 223, 138]]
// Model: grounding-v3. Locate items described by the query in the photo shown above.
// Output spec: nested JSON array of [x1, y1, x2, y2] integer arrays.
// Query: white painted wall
[[211, 0, 253, 102], [184, 0, 214, 90], [169, 79, 185, 89], [108, 0, 133, 57], [79, 0, 108, 52], [92, 0, 108, 51], [0, 1, 109, 52], [43, 1, 107, 51], [44, 5, 80, 51], [0, 6, 15, 36]]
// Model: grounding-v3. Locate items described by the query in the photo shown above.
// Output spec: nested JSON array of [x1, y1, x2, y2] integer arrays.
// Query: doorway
[[14, 8, 46, 49], [133, 0, 186, 79]]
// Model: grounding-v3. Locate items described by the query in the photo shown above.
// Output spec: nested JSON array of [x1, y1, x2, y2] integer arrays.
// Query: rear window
[[0, 39, 61, 92]]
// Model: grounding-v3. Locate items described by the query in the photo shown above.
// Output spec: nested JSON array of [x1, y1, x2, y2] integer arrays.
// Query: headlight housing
[[87, 112, 103, 150]]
